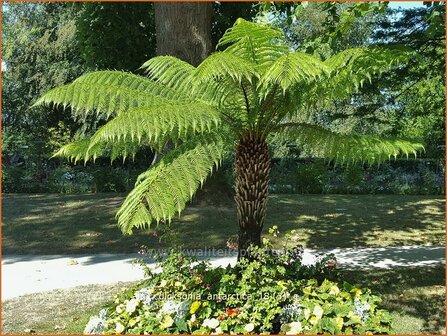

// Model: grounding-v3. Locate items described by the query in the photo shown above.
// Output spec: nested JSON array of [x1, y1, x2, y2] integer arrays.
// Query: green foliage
[[281, 123, 424, 165], [2, 2, 85, 162], [75, 2, 156, 72], [38, 18, 424, 234], [295, 161, 329, 194], [84, 232, 391, 334], [117, 135, 232, 233]]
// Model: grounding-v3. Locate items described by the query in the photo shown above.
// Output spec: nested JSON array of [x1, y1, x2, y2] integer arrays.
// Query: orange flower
[[225, 307, 241, 316]]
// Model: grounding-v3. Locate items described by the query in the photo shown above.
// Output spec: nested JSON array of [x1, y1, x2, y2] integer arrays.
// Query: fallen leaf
[[54, 325, 66, 330], [67, 259, 78, 266], [24, 329, 36, 334]]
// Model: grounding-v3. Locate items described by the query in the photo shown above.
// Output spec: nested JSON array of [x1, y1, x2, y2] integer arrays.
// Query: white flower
[[126, 298, 139, 313], [160, 300, 178, 315], [202, 318, 220, 329], [213, 326, 223, 334], [84, 309, 108, 335], [115, 322, 125, 334], [281, 321, 303, 334], [190, 314, 196, 323], [244, 323, 255, 332]]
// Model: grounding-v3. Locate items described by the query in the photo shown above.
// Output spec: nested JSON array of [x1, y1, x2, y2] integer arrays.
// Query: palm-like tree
[[36, 19, 423, 258]]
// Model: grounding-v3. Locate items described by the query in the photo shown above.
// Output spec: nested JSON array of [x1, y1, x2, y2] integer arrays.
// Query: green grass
[[343, 266, 445, 334], [2, 193, 445, 254], [2, 267, 444, 334], [1, 282, 137, 334]]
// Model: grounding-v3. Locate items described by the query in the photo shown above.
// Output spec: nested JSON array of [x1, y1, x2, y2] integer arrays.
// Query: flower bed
[[85, 234, 391, 334]]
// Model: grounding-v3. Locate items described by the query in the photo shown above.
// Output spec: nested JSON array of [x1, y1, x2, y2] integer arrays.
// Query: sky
[[387, 1, 425, 10]]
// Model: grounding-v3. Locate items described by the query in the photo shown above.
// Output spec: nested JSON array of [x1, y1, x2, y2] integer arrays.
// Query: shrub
[[85, 233, 392, 334], [48, 167, 95, 193], [295, 160, 329, 194]]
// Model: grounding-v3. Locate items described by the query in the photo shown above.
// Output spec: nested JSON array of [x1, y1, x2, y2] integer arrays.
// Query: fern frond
[[88, 102, 222, 153], [140, 56, 196, 96], [280, 123, 425, 165], [53, 138, 141, 164], [33, 71, 187, 119], [324, 46, 412, 99], [116, 134, 232, 234], [217, 18, 288, 71], [192, 52, 258, 85], [258, 52, 329, 94]]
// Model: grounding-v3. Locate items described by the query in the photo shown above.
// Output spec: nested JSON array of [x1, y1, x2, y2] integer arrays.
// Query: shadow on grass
[[266, 194, 445, 248], [2, 193, 445, 254], [342, 265, 446, 334]]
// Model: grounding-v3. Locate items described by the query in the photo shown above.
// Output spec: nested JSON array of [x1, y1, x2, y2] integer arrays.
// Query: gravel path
[[2, 245, 445, 300]]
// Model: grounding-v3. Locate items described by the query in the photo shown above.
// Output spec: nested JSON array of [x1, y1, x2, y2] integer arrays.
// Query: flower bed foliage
[[85, 232, 391, 334]]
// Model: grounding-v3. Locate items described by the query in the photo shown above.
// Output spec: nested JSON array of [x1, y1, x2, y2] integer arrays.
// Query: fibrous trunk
[[234, 133, 271, 260]]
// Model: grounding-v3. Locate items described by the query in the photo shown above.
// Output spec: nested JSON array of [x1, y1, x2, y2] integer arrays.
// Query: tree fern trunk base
[[234, 133, 270, 260]]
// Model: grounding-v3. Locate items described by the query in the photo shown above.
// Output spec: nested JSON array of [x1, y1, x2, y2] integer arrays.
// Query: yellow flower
[[351, 288, 362, 297], [278, 280, 287, 289], [174, 281, 182, 288], [160, 280, 167, 287], [329, 285, 340, 295], [336, 316, 344, 330], [160, 315, 174, 329], [190, 301, 201, 314]]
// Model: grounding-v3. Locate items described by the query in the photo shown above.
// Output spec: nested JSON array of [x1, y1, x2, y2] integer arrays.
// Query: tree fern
[[38, 18, 424, 251]]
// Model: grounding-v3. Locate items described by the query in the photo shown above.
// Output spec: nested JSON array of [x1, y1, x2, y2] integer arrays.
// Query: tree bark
[[234, 133, 271, 259], [154, 2, 213, 66]]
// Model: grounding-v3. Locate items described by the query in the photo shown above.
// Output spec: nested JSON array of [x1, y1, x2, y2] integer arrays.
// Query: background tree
[[260, 2, 445, 161], [36, 19, 423, 258], [2, 2, 85, 189], [75, 2, 156, 72]]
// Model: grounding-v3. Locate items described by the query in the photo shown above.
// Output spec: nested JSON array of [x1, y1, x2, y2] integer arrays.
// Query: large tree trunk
[[154, 2, 213, 66], [234, 133, 271, 259], [151, 2, 213, 166]]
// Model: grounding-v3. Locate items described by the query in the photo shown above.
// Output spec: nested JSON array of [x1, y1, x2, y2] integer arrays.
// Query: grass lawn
[[2, 193, 445, 254], [2, 266, 444, 334], [1, 282, 135, 334]]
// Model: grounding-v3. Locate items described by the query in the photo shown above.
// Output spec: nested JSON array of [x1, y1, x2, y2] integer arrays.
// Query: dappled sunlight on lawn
[[2, 193, 445, 254]]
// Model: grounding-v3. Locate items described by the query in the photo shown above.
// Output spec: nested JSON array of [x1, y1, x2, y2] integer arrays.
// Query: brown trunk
[[151, 2, 213, 165], [234, 133, 271, 260], [154, 2, 213, 66]]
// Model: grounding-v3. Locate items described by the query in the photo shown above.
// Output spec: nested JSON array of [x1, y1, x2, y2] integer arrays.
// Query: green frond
[[140, 56, 196, 95], [192, 52, 258, 85], [88, 102, 222, 153], [33, 71, 186, 119], [217, 18, 288, 71], [52, 137, 141, 164], [116, 134, 232, 234], [324, 46, 412, 98], [280, 123, 425, 165], [258, 52, 329, 94]]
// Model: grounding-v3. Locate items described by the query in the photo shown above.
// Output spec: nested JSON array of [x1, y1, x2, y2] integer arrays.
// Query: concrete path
[[2, 245, 445, 300]]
